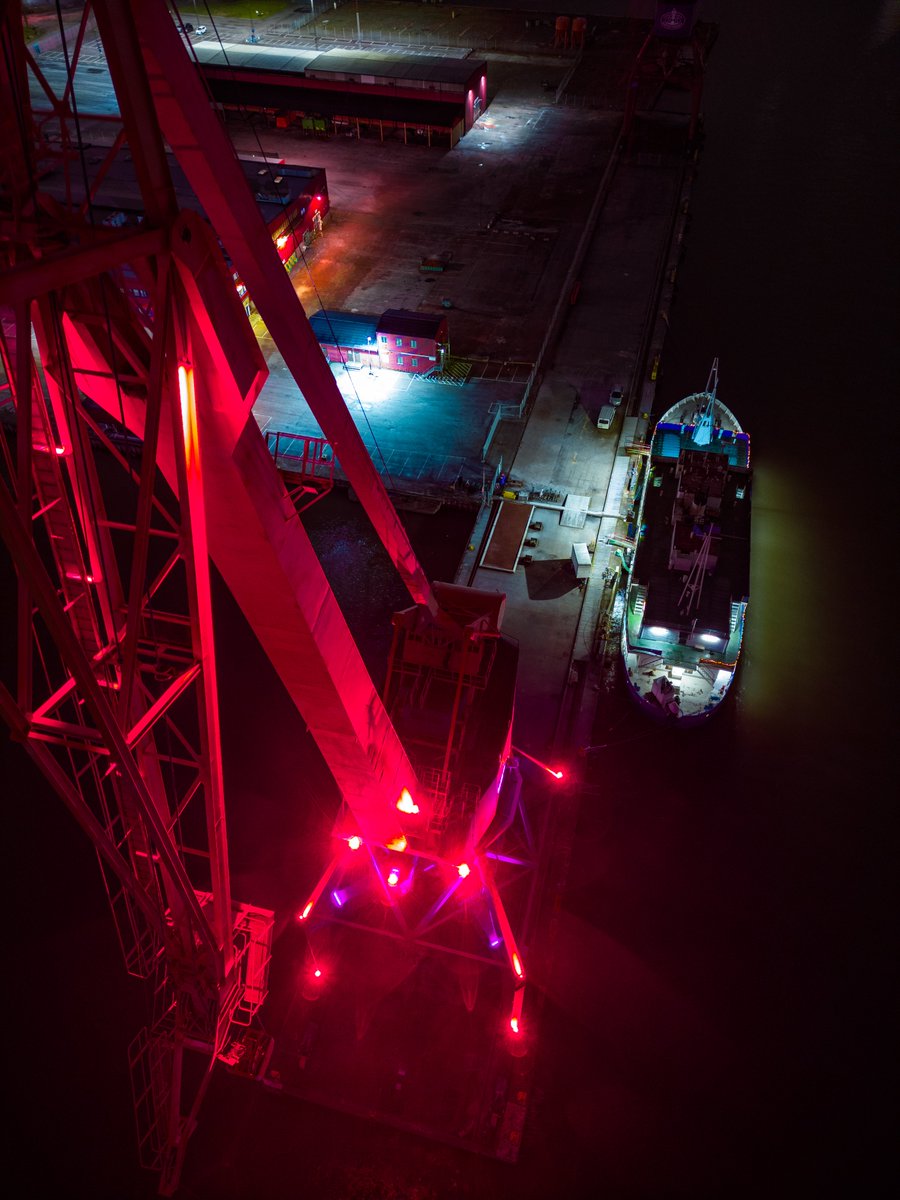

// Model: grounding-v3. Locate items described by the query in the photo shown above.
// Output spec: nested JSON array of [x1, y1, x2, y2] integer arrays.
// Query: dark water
[[662, 0, 898, 741], [7, 3, 899, 1197], [554, 3, 899, 1195]]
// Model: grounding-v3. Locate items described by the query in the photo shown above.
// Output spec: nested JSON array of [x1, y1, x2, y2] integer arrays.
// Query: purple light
[[331, 890, 345, 908]]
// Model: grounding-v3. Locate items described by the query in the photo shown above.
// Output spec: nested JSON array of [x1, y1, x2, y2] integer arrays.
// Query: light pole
[[309, 0, 319, 49], [367, 336, 374, 375]]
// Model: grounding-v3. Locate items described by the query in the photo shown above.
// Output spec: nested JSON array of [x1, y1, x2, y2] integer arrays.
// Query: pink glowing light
[[387, 869, 400, 888], [396, 787, 419, 815], [347, 835, 362, 851], [177, 363, 200, 471], [297, 902, 313, 921], [510, 1017, 520, 1035], [457, 862, 471, 879], [512, 952, 524, 979]]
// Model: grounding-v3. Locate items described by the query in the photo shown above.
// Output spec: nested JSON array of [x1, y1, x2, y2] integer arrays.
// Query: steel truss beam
[[0, 242, 273, 1192]]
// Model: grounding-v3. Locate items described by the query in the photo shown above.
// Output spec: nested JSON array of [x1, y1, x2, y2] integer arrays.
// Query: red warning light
[[510, 1016, 521, 1035], [302, 961, 328, 1000], [513, 745, 565, 780]]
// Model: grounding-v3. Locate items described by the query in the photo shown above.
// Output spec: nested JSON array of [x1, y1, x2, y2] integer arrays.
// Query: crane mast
[[0, 216, 274, 1194]]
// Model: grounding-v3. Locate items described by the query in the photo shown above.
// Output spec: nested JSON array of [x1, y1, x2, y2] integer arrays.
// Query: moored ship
[[622, 361, 751, 723]]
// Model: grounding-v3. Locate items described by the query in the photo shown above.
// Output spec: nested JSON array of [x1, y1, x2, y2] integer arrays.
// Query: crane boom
[[123, 0, 438, 618]]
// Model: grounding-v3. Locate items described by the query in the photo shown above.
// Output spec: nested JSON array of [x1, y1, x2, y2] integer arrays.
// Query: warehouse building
[[194, 43, 488, 148]]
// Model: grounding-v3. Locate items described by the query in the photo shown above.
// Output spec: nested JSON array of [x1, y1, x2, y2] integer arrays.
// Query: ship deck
[[632, 440, 751, 639]]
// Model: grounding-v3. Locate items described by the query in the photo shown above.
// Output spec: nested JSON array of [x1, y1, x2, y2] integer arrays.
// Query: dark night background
[[5, 1, 899, 1197]]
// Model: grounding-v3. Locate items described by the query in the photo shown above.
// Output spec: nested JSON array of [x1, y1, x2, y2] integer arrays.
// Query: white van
[[597, 405, 616, 430]]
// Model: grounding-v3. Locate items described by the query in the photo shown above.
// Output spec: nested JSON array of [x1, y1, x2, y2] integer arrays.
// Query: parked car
[[610, 386, 624, 407], [194, 25, 208, 36], [597, 405, 616, 430]]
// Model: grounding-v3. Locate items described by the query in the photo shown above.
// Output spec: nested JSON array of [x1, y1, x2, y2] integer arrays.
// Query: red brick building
[[376, 310, 449, 374], [310, 309, 449, 375]]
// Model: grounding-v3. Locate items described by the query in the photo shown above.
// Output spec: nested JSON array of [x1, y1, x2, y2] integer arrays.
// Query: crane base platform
[[261, 926, 536, 1162]]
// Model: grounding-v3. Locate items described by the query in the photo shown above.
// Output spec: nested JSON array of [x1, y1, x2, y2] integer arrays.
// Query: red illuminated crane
[[623, 3, 718, 145], [1, 2, 535, 1189]]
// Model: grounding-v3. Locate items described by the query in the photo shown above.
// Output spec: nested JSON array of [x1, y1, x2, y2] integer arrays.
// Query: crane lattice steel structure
[[1, 3, 532, 1191]]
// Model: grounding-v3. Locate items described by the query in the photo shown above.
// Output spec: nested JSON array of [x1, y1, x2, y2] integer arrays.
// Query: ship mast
[[691, 356, 719, 446], [678, 524, 714, 615]]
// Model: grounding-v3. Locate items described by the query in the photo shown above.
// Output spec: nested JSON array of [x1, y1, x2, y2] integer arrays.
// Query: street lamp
[[367, 336, 374, 375]]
